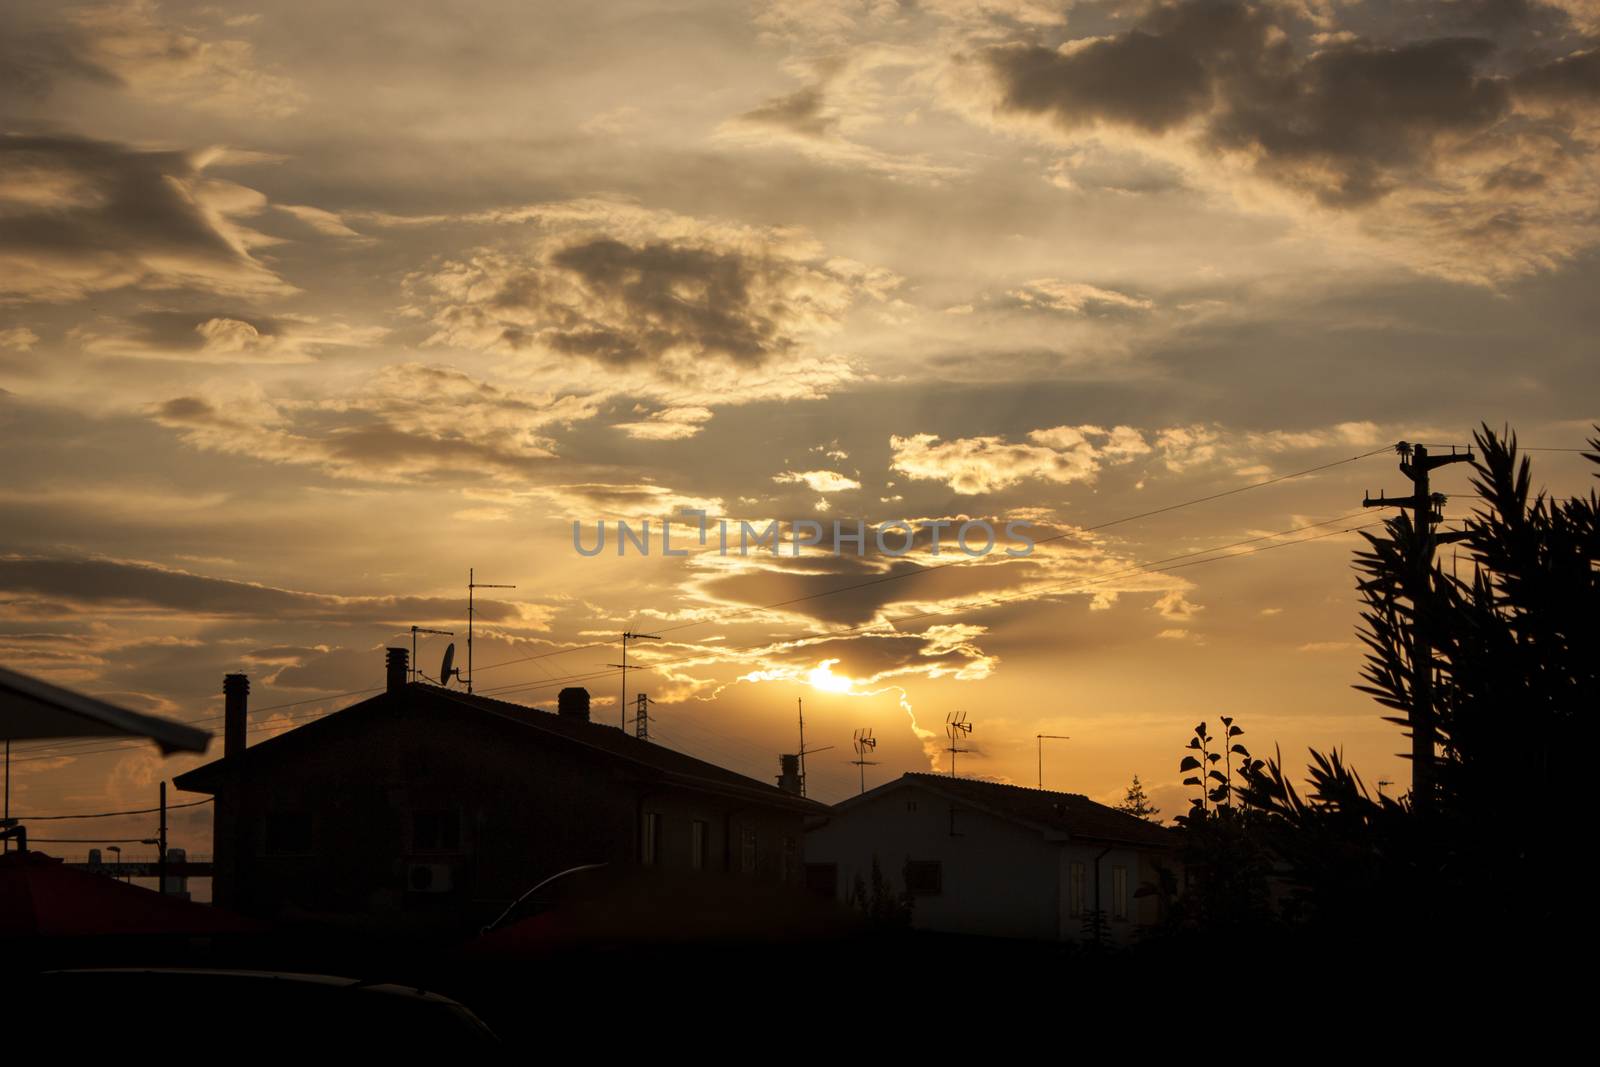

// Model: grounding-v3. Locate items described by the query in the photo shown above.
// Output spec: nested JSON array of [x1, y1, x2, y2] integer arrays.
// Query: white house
[[805, 773, 1175, 943]]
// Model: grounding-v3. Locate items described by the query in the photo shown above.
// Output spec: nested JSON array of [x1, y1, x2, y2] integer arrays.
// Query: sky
[[3, 0, 1597, 863]]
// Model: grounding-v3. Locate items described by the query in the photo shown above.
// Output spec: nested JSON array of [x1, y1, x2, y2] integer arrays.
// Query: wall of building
[[806, 781, 1062, 940], [807, 781, 1167, 943], [214, 697, 806, 932]]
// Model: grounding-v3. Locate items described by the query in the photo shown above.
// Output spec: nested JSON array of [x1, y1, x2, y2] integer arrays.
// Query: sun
[[806, 659, 855, 695]]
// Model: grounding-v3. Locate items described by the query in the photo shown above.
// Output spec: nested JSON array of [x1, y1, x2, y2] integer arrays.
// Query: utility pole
[[1363, 440, 1472, 813], [611, 632, 661, 729], [157, 780, 168, 895], [467, 569, 516, 694], [1037, 734, 1071, 790]]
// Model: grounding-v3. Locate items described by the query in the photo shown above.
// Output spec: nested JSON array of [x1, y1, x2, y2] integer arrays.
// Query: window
[[641, 811, 661, 865], [905, 859, 943, 896], [690, 820, 708, 870], [804, 862, 837, 899], [781, 835, 797, 881], [1112, 865, 1129, 921], [263, 811, 313, 856], [412, 809, 460, 853], [740, 827, 758, 874], [1068, 861, 1086, 917]]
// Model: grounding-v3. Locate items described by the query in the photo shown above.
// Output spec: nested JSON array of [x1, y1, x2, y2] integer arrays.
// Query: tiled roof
[[893, 772, 1175, 848], [175, 683, 823, 813]]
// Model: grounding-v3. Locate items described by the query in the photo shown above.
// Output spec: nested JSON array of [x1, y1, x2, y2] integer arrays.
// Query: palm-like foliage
[[1234, 425, 1597, 932]]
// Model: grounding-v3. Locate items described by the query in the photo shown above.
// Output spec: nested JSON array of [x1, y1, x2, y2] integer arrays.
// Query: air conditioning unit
[[407, 863, 454, 893]]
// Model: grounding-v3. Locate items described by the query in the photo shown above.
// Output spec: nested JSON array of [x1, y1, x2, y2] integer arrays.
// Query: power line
[[15, 797, 212, 821], [478, 512, 1384, 701], [9, 512, 1386, 764], [0, 447, 1408, 767], [643, 447, 1395, 638]]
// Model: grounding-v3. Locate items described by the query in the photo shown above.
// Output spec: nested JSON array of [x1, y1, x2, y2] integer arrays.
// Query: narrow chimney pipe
[[386, 647, 408, 695], [223, 673, 249, 760]]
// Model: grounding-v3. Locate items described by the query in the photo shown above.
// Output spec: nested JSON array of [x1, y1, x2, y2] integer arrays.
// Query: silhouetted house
[[804, 773, 1175, 942], [174, 649, 823, 932]]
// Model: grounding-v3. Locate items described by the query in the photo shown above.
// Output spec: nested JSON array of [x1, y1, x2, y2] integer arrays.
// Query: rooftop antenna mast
[[467, 568, 515, 694], [609, 632, 661, 729], [794, 697, 833, 798], [1037, 734, 1071, 790], [850, 728, 878, 795], [409, 626, 454, 683], [945, 711, 972, 778]]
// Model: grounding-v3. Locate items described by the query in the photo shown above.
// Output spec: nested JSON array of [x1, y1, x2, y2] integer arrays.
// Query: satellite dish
[[440, 643, 456, 686]]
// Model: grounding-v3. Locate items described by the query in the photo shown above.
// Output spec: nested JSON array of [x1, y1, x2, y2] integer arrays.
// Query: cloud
[[0, 326, 39, 351], [414, 203, 881, 375], [773, 469, 862, 493], [150, 363, 599, 483], [69, 309, 385, 363], [0, 133, 293, 303], [0, 554, 527, 626], [963, 0, 1600, 281], [890, 424, 1150, 494], [739, 85, 839, 138], [1011, 279, 1155, 315], [613, 406, 716, 441], [1, 1, 302, 116]]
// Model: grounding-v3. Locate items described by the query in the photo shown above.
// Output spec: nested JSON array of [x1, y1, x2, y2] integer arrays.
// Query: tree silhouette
[[1238, 425, 1597, 936], [1114, 775, 1162, 823]]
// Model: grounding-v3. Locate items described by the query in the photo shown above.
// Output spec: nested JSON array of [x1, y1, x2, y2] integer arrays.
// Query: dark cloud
[[1514, 48, 1600, 102], [0, 133, 288, 302], [985, 0, 1560, 206], [424, 229, 862, 370], [546, 237, 809, 366], [738, 86, 837, 137], [0, 554, 523, 625]]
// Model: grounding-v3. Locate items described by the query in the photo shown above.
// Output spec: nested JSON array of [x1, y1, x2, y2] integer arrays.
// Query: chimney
[[223, 673, 249, 760], [557, 686, 590, 722], [777, 753, 803, 795], [386, 647, 408, 694]]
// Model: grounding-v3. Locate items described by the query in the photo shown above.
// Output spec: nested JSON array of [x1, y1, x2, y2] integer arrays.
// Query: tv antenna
[[945, 711, 972, 778], [850, 727, 878, 795], [467, 568, 516, 694], [409, 626, 454, 683], [1037, 734, 1071, 790], [608, 632, 661, 729]]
